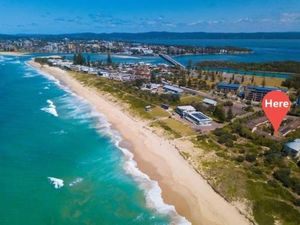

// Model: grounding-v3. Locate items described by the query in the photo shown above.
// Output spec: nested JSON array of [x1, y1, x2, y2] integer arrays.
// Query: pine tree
[[227, 107, 234, 121], [213, 105, 226, 122], [107, 51, 112, 65], [262, 77, 266, 87]]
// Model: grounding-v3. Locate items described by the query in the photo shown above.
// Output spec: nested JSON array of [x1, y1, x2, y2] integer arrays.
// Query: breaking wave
[[48, 177, 64, 189], [29, 63, 191, 225], [41, 99, 58, 117]]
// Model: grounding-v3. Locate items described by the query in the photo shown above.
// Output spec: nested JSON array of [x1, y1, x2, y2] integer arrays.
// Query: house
[[175, 105, 196, 117], [202, 98, 217, 107], [163, 85, 184, 95], [244, 86, 287, 102], [185, 111, 212, 126], [142, 83, 161, 91], [216, 82, 240, 94], [284, 139, 300, 158]]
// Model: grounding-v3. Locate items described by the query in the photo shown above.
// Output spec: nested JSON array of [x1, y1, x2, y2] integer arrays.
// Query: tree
[[261, 77, 266, 87], [150, 73, 157, 83], [73, 53, 86, 65], [213, 105, 226, 122], [251, 75, 255, 84], [227, 107, 234, 121], [273, 168, 291, 187], [211, 73, 216, 82], [107, 51, 112, 65], [241, 76, 245, 83]]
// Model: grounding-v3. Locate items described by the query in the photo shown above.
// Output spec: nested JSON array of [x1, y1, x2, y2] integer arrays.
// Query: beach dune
[[29, 60, 251, 225]]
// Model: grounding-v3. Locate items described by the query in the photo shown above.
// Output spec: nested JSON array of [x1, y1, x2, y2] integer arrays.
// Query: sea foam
[[48, 177, 64, 189], [41, 99, 58, 117], [29, 63, 191, 225], [69, 178, 83, 187], [114, 135, 191, 225]]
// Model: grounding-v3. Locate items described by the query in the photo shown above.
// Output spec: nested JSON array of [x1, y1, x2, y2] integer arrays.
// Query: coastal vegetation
[[196, 60, 300, 74]]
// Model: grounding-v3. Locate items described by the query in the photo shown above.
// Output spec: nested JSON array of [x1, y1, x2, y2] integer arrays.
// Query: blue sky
[[1, 0, 300, 34]]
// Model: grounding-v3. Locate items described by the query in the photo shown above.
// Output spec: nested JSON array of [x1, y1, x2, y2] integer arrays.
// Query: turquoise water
[[0, 55, 189, 225]]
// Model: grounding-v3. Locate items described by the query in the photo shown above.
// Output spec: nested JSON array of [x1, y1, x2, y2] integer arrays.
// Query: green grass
[[147, 106, 170, 118], [150, 118, 195, 138], [248, 180, 300, 225], [180, 94, 203, 105], [162, 118, 196, 137]]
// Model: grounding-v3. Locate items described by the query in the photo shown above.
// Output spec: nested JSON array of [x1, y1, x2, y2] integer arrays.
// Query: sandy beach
[[0, 51, 27, 56], [29, 60, 251, 225]]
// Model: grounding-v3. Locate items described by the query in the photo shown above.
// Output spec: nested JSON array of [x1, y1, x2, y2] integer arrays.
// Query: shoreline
[[28, 60, 251, 225], [0, 51, 27, 56]]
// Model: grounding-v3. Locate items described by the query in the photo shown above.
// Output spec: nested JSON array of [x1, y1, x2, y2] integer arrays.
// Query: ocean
[[0, 55, 189, 225]]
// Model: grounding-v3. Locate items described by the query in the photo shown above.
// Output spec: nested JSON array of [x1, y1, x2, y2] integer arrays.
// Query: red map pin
[[262, 90, 291, 136]]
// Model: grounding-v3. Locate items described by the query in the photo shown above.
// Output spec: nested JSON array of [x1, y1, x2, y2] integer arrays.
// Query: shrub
[[251, 166, 263, 175], [273, 168, 291, 188], [224, 101, 233, 106], [245, 154, 256, 162], [236, 155, 245, 162], [291, 178, 300, 195], [293, 198, 300, 207]]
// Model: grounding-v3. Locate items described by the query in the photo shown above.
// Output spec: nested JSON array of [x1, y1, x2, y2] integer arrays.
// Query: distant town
[[0, 38, 252, 56]]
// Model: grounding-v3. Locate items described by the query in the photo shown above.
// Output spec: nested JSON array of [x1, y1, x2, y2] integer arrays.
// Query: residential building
[[216, 82, 240, 94], [163, 85, 184, 95], [284, 139, 300, 158], [202, 98, 217, 107], [185, 111, 212, 126], [175, 105, 196, 117], [244, 86, 287, 102]]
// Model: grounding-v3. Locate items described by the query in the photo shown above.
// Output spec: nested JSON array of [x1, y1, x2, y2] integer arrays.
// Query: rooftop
[[285, 139, 300, 151], [217, 82, 240, 89], [203, 98, 217, 106], [188, 111, 212, 121], [163, 84, 184, 93], [247, 86, 287, 92], [177, 105, 196, 111]]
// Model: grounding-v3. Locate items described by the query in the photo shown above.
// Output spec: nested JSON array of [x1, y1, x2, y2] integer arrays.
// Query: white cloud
[[280, 12, 300, 23]]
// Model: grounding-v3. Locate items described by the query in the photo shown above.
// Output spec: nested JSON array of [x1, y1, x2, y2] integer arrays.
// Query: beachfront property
[[202, 98, 218, 107], [185, 111, 212, 126], [175, 105, 212, 126], [244, 86, 287, 102], [284, 139, 300, 158], [163, 84, 184, 95], [175, 105, 196, 116], [216, 82, 241, 94]]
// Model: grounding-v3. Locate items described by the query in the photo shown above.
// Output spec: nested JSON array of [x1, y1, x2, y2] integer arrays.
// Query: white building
[[203, 98, 218, 107], [185, 111, 212, 126], [175, 105, 196, 116], [284, 139, 300, 158]]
